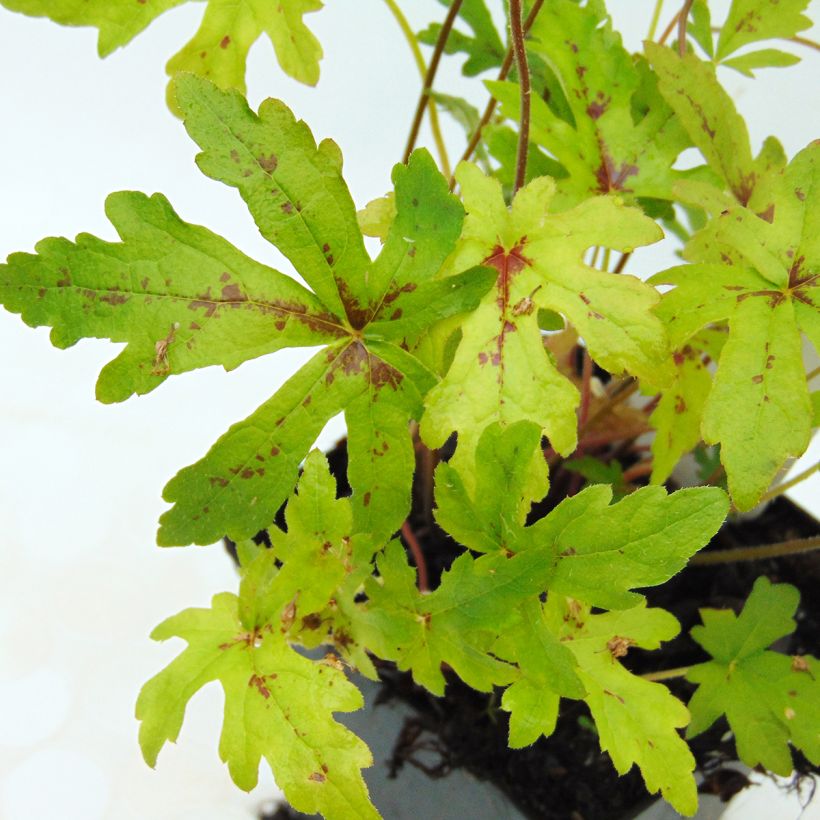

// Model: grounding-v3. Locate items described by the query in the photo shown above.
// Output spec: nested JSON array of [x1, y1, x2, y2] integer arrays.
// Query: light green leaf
[[266, 451, 358, 618], [646, 43, 783, 205], [0, 191, 344, 404], [651, 142, 818, 509], [176, 73, 368, 321], [434, 421, 549, 554], [136, 593, 378, 818], [489, 0, 690, 207], [687, 577, 820, 775], [549, 600, 698, 816], [357, 541, 553, 696], [650, 331, 726, 483], [0, 0, 324, 107], [497, 599, 585, 747], [716, 0, 811, 60], [0, 0, 184, 56], [690, 0, 714, 57], [167, 0, 323, 106], [357, 193, 395, 242], [418, 0, 504, 77], [722, 48, 801, 77], [421, 164, 667, 479], [528, 485, 728, 609]]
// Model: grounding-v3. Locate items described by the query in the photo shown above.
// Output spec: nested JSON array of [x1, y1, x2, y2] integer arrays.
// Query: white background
[[0, 1, 817, 818]]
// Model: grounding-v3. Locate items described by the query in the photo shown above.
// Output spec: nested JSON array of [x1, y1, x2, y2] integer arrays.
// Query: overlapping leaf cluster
[[1, 0, 819, 818], [137, 427, 729, 816]]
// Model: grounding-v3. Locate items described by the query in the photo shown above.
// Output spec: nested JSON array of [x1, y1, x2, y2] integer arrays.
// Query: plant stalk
[[509, 0, 531, 193], [642, 666, 689, 682], [450, 0, 545, 187], [758, 461, 819, 505], [383, 0, 451, 177], [403, 0, 464, 164], [677, 0, 695, 56], [691, 536, 820, 566]]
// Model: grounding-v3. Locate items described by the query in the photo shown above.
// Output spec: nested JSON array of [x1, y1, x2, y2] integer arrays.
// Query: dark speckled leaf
[[0, 191, 343, 403], [489, 0, 690, 208]]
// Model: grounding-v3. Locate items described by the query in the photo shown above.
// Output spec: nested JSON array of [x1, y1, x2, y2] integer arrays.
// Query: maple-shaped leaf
[[418, 0, 504, 77], [0, 190, 343, 404], [420, 163, 668, 483], [355, 540, 554, 696], [434, 423, 728, 608], [646, 43, 787, 206], [486, 0, 690, 208], [434, 420, 550, 554], [546, 598, 699, 816], [495, 598, 586, 748], [136, 592, 379, 818], [649, 328, 727, 484], [522, 484, 728, 609], [0, 0, 324, 107], [715, 0, 811, 67], [687, 577, 820, 775], [651, 142, 818, 509], [0, 76, 492, 546]]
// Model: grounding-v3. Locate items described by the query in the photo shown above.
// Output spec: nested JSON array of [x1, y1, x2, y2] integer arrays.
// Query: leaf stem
[[642, 665, 689, 682], [578, 347, 594, 428], [648, 0, 665, 41], [383, 0, 451, 177], [677, 0, 695, 57], [403, 0, 464, 165], [757, 461, 819, 505], [450, 0, 545, 187], [807, 364, 820, 382], [691, 536, 820, 566], [402, 521, 430, 592], [658, 10, 681, 45], [509, 0, 531, 193], [613, 252, 631, 274]]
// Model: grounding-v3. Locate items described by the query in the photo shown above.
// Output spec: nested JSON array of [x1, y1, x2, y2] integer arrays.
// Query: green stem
[[382, 0, 451, 178], [509, 0, 531, 193], [648, 0, 665, 40], [758, 461, 819, 505], [403, 0, 464, 164], [691, 536, 820, 566], [642, 666, 689, 682]]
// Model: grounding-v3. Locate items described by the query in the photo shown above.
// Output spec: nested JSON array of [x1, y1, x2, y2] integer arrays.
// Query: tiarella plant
[[1, 0, 818, 817]]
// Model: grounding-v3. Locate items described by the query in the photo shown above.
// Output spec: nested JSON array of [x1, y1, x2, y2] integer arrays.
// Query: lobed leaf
[[489, 0, 690, 207], [687, 577, 820, 774], [0, 0, 324, 108], [136, 592, 378, 818], [652, 142, 818, 509], [716, 0, 811, 61], [0, 191, 343, 403], [548, 600, 698, 816], [421, 164, 667, 482], [418, 0, 504, 77]]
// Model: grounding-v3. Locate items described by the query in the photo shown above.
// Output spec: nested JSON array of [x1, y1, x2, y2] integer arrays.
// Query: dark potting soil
[[236, 441, 820, 820]]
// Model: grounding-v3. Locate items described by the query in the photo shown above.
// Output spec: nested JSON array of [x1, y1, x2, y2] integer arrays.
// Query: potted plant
[[0, 1, 817, 818]]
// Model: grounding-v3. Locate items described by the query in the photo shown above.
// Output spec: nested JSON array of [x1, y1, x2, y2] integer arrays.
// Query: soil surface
[[240, 440, 819, 820]]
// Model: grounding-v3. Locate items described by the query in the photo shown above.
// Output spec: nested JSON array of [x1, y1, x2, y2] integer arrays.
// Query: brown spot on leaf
[[308, 772, 326, 783], [99, 292, 128, 306], [220, 272, 231, 283], [795, 188, 805, 201], [258, 153, 278, 173], [220, 35, 231, 48], [607, 636, 635, 659], [209, 476, 229, 488], [675, 395, 687, 414], [282, 202, 293, 214], [363, 492, 371, 507], [230, 149, 240, 163], [757, 203, 775, 223], [751, 374, 764, 384], [248, 674, 271, 699], [221, 283, 246, 302]]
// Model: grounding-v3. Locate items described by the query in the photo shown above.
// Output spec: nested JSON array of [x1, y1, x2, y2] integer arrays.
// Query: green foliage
[[652, 142, 818, 509], [687, 577, 820, 774], [2, 0, 819, 817], [489, 0, 691, 208], [418, 0, 505, 76], [0, 0, 324, 108], [420, 163, 668, 479]]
